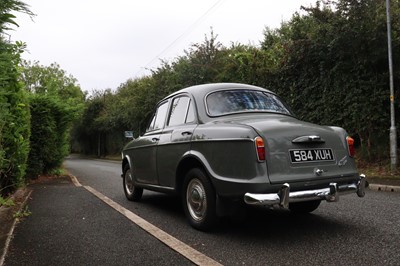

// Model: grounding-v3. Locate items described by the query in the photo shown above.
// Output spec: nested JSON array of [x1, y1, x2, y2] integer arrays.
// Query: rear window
[[206, 90, 291, 116]]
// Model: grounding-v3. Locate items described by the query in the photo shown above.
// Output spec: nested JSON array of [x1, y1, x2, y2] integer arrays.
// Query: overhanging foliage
[[0, 0, 32, 195]]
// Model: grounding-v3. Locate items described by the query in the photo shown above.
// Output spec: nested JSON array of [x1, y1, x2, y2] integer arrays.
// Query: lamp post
[[386, 0, 397, 173]]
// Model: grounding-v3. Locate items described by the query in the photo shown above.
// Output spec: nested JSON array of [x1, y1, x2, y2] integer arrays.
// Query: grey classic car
[[121, 83, 366, 230]]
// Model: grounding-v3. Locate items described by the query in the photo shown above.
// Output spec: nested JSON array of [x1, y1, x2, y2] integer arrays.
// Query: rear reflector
[[347, 136, 355, 157], [255, 136, 266, 161]]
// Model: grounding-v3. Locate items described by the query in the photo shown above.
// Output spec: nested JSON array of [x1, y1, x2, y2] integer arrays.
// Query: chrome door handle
[[152, 138, 159, 142], [181, 131, 193, 136]]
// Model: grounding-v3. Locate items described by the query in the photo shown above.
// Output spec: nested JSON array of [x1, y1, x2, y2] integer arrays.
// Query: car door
[[133, 100, 169, 185], [157, 94, 197, 188]]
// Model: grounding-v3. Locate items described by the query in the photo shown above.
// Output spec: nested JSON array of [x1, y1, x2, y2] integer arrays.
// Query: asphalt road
[[5, 157, 400, 265]]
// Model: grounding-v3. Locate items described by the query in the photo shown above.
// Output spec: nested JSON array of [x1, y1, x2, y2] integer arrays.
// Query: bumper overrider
[[244, 174, 366, 208]]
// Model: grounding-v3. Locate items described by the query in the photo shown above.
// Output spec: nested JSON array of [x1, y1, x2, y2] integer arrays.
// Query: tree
[[0, 0, 33, 34], [21, 61, 85, 177]]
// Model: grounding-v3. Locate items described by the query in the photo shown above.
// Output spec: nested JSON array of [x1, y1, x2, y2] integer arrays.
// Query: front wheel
[[123, 165, 143, 201], [289, 200, 321, 214], [182, 168, 218, 231]]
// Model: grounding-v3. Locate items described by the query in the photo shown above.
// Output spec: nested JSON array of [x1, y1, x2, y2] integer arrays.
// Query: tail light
[[255, 136, 266, 162], [347, 136, 355, 157]]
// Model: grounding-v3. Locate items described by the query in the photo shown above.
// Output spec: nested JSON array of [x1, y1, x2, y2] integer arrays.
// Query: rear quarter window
[[168, 96, 191, 126], [147, 101, 169, 131]]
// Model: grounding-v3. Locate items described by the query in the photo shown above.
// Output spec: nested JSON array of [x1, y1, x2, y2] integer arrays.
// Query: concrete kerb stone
[[368, 184, 400, 193]]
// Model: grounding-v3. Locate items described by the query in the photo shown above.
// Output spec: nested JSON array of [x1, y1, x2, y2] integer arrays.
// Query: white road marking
[[69, 174, 82, 187], [83, 185, 222, 266]]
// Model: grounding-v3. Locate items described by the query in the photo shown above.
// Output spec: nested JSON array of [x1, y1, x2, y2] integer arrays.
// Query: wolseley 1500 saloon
[[121, 83, 366, 230]]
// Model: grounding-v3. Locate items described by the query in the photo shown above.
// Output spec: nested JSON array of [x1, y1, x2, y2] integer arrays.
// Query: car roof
[[158, 83, 278, 124], [165, 83, 274, 100]]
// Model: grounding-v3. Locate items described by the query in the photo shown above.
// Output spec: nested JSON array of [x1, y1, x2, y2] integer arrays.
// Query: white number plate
[[289, 149, 334, 163]]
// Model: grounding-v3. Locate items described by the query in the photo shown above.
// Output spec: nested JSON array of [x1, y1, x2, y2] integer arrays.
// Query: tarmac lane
[[2, 176, 195, 266], [3, 157, 400, 265]]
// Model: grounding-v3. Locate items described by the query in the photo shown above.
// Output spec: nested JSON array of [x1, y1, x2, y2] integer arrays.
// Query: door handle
[[181, 131, 193, 136], [152, 138, 159, 142]]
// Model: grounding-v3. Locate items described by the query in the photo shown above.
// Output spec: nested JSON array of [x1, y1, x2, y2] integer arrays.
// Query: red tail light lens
[[347, 136, 355, 157], [255, 136, 266, 161]]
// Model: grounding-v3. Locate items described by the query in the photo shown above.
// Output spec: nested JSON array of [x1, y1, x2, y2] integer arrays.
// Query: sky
[[11, 0, 315, 92]]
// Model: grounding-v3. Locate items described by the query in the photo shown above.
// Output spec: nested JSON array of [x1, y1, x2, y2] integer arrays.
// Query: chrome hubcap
[[124, 172, 134, 195], [186, 178, 207, 221]]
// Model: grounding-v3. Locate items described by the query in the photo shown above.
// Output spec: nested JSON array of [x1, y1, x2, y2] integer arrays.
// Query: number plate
[[289, 149, 334, 163]]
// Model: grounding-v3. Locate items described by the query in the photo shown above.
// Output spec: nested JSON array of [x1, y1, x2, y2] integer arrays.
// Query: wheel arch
[[175, 153, 212, 195], [122, 155, 132, 176]]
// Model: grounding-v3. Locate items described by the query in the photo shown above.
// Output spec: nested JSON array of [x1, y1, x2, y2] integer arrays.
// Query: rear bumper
[[244, 174, 366, 208]]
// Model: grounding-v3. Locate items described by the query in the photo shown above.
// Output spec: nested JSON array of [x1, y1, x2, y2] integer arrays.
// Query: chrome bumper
[[244, 174, 366, 208]]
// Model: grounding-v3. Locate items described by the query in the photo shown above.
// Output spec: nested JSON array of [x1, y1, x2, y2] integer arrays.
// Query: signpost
[[124, 131, 134, 139]]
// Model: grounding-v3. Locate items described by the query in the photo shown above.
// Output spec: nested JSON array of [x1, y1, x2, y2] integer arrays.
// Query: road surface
[[5, 157, 400, 265]]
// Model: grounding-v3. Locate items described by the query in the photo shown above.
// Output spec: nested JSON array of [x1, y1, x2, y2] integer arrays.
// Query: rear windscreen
[[206, 90, 291, 116]]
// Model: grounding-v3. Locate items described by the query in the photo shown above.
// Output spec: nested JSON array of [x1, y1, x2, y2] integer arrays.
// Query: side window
[[147, 101, 169, 131], [168, 96, 194, 126]]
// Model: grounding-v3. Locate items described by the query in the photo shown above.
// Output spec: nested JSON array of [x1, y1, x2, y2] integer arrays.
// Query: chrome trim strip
[[244, 175, 366, 207], [192, 138, 254, 143], [292, 135, 325, 143], [135, 183, 175, 192]]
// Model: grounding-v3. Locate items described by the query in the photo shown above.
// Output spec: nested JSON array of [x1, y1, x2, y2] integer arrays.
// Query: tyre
[[123, 164, 143, 201], [182, 168, 218, 231], [289, 200, 321, 214]]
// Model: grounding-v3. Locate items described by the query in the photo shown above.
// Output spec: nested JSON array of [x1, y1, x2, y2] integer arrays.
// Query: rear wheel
[[123, 165, 143, 201], [289, 200, 321, 213], [182, 168, 218, 231]]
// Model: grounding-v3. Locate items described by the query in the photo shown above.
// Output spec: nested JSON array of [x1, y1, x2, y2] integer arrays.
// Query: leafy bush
[[23, 62, 85, 178], [0, 0, 33, 195], [27, 95, 64, 177], [0, 41, 31, 195], [262, 0, 400, 161]]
